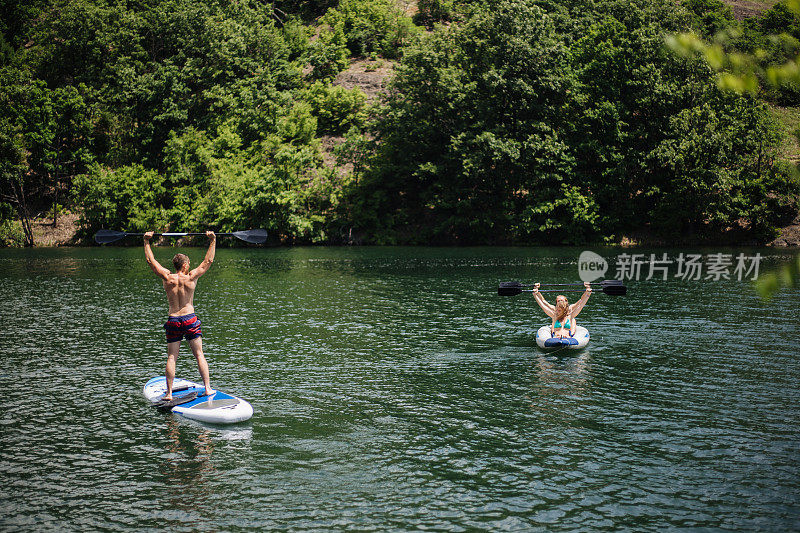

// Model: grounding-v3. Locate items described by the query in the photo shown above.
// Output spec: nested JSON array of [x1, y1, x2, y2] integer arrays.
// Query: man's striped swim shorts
[[164, 313, 202, 343]]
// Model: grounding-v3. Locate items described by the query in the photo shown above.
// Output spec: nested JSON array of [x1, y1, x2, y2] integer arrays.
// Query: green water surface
[[0, 246, 798, 531]]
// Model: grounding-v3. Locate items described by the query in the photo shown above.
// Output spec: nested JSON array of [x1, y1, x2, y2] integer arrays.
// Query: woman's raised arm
[[570, 282, 593, 318], [532, 283, 555, 317]]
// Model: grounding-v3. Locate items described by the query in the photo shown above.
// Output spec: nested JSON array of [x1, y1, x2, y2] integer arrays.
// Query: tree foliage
[[351, 1, 586, 244], [0, 0, 797, 246], [346, 0, 797, 243], [320, 0, 420, 59], [668, 0, 800, 95]]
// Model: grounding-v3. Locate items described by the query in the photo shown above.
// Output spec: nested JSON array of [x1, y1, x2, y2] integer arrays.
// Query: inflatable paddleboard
[[535, 325, 590, 350], [143, 376, 253, 424]]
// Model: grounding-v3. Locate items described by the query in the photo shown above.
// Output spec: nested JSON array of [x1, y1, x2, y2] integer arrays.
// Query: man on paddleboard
[[144, 231, 216, 400]]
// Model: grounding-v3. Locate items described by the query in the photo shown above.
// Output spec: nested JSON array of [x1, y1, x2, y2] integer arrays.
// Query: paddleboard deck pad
[[143, 376, 253, 424], [536, 325, 590, 350]]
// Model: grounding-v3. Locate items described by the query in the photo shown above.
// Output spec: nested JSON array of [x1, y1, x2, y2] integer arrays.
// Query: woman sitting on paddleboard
[[531, 282, 592, 338]]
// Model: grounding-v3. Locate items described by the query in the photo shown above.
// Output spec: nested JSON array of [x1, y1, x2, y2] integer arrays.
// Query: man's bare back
[[145, 231, 215, 314], [144, 231, 216, 400], [162, 271, 199, 316]]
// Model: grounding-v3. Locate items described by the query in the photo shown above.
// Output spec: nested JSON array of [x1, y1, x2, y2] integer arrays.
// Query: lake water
[[1, 246, 799, 531]]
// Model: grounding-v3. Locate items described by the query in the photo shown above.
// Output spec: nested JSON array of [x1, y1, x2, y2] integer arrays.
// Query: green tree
[[666, 0, 800, 295], [414, 0, 456, 27], [357, 0, 582, 243], [565, 3, 793, 240], [646, 96, 793, 238], [667, 0, 800, 93], [320, 0, 420, 59], [683, 0, 736, 38], [0, 68, 95, 241], [306, 23, 353, 81], [273, 0, 339, 21], [22, 0, 299, 168], [0, 0, 53, 50], [72, 164, 167, 237], [0, 119, 31, 245], [303, 81, 367, 135]]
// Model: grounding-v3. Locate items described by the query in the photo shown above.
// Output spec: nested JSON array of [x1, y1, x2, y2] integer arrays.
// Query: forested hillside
[[1, 0, 798, 246]]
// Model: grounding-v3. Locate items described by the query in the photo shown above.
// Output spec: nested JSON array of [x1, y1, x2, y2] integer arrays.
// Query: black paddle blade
[[94, 229, 128, 244], [599, 279, 623, 287], [232, 229, 268, 244], [602, 284, 627, 295], [498, 282, 524, 296], [153, 391, 199, 412]]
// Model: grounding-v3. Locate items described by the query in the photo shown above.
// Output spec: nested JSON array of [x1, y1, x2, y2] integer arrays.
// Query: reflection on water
[[1, 246, 799, 531], [159, 417, 217, 525], [160, 416, 216, 484], [529, 350, 598, 449], [536, 351, 591, 386], [533, 351, 592, 405]]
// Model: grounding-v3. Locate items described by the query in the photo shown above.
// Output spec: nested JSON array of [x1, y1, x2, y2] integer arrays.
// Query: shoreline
[[5, 211, 800, 249]]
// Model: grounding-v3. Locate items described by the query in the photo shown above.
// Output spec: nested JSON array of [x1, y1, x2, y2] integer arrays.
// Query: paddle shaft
[[136, 232, 236, 237], [513, 280, 622, 288], [94, 228, 268, 244], [521, 289, 591, 293], [498, 284, 626, 296]]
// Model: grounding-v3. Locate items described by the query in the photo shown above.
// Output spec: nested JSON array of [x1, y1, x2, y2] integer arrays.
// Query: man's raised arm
[[144, 231, 171, 279], [190, 231, 216, 279]]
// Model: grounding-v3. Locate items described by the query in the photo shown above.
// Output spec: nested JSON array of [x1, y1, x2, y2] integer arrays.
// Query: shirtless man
[[144, 231, 216, 401]]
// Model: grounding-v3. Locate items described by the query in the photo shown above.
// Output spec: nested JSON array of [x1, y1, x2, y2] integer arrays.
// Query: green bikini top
[[553, 318, 571, 329]]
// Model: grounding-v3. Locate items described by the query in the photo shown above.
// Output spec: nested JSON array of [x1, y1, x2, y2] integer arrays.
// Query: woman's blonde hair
[[554, 295, 570, 323]]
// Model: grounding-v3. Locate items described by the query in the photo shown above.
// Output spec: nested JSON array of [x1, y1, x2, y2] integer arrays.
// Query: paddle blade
[[599, 279, 624, 287], [498, 282, 524, 296], [232, 229, 268, 244], [602, 284, 627, 295], [94, 230, 127, 244]]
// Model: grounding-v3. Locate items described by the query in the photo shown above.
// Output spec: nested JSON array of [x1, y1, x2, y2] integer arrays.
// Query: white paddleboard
[[535, 325, 590, 350], [143, 376, 253, 424]]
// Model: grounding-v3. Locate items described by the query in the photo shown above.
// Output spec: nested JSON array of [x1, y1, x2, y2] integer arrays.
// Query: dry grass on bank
[[30, 211, 81, 246], [725, 0, 782, 19], [771, 105, 800, 163]]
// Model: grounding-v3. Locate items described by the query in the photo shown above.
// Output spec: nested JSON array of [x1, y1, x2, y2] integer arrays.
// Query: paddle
[[153, 391, 199, 411], [498, 281, 627, 296], [508, 279, 623, 288], [95, 228, 268, 245]]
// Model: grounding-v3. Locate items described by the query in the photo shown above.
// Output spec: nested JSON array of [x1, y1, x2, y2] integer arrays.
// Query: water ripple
[[1, 247, 799, 531]]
